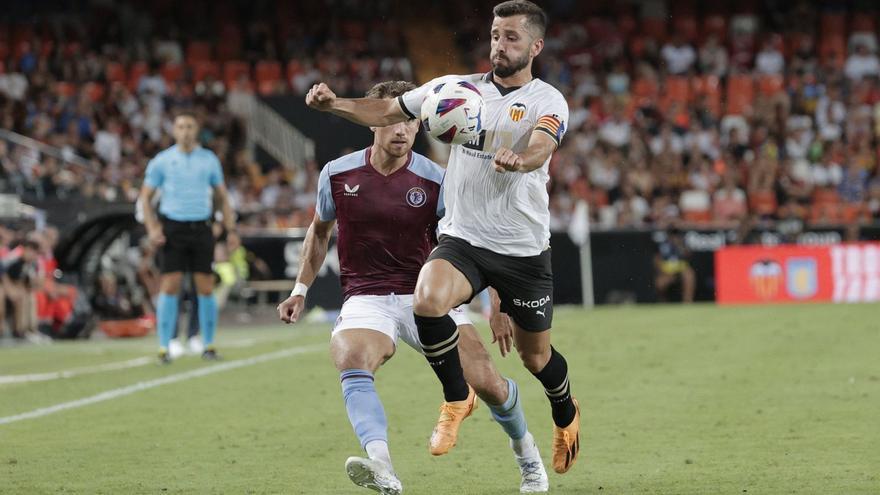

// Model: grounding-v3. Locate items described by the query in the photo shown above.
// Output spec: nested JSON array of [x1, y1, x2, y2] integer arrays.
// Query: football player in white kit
[[305, 0, 581, 476]]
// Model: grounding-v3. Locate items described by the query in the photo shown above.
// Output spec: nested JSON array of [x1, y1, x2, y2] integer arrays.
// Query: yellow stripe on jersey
[[535, 115, 563, 144]]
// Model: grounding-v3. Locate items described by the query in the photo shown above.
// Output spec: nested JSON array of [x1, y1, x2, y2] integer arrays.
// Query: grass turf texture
[[1, 304, 878, 494]]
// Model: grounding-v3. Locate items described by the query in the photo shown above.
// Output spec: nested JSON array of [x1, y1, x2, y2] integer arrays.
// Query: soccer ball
[[420, 79, 485, 145]]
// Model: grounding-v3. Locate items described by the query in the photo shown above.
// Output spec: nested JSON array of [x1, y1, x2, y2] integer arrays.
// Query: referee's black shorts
[[427, 235, 554, 332], [158, 217, 215, 274]]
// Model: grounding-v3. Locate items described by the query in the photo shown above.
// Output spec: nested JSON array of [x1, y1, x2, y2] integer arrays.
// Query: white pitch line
[[0, 357, 154, 385], [0, 344, 324, 426]]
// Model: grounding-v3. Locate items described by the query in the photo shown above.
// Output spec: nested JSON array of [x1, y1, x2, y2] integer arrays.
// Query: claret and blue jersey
[[316, 147, 445, 299]]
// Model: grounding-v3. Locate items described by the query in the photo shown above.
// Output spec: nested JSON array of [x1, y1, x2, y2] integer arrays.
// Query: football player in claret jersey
[[280, 81, 549, 494], [305, 0, 581, 475]]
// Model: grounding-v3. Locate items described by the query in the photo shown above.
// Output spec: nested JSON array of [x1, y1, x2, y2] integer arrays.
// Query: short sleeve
[[209, 153, 223, 186], [398, 75, 462, 120], [144, 157, 163, 188], [533, 91, 570, 147], [315, 164, 336, 221]]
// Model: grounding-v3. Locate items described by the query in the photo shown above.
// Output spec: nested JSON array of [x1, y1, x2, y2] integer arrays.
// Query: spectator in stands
[[845, 42, 880, 81], [661, 34, 697, 75], [712, 172, 748, 223], [755, 38, 785, 75], [699, 35, 729, 77]]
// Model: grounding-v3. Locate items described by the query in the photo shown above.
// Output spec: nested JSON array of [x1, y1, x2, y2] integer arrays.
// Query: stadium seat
[[186, 41, 213, 64], [641, 17, 667, 41], [128, 61, 149, 91], [84, 82, 105, 102], [216, 37, 241, 62], [192, 61, 220, 82], [160, 62, 183, 84], [819, 35, 846, 68], [820, 13, 847, 37], [663, 76, 690, 108], [54, 82, 77, 98], [701, 15, 727, 42], [105, 62, 126, 84], [255, 61, 282, 94], [748, 190, 778, 216], [0, 41, 8, 61], [618, 15, 637, 36], [851, 15, 876, 33], [224, 61, 251, 89], [672, 16, 699, 43], [809, 202, 841, 224], [683, 209, 712, 223], [0, 60, 5, 75], [286, 59, 302, 81], [726, 75, 755, 115], [632, 78, 659, 100], [812, 188, 841, 205], [758, 75, 785, 96]]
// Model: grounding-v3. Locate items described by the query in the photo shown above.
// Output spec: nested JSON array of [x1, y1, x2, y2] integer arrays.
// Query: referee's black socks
[[414, 314, 470, 402], [533, 346, 577, 427]]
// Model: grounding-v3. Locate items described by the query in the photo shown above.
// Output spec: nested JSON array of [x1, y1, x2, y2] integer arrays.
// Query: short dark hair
[[365, 80, 417, 99], [493, 0, 548, 38], [174, 110, 199, 123]]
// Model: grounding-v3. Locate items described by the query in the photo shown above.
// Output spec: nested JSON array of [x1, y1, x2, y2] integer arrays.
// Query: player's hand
[[305, 83, 336, 112], [226, 231, 240, 251], [489, 311, 514, 357], [493, 147, 523, 173], [147, 225, 165, 247], [277, 295, 305, 324]]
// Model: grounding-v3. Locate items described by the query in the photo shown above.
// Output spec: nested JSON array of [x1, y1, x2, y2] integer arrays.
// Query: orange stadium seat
[[192, 61, 220, 82], [726, 75, 755, 115], [819, 35, 846, 68], [701, 15, 727, 41], [748, 190, 778, 216], [820, 13, 847, 36], [256, 61, 282, 95], [641, 17, 667, 41], [128, 61, 148, 91], [665, 76, 690, 103], [758, 75, 785, 96], [84, 82, 105, 102], [0, 42, 8, 60], [186, 41, 213, 64], [809, 202, 841, 224], [105, 62, 126, 84], [632, 78, 659, 100], [618, 15, 637, 36], [812, 188, 840, 205], [216, 37, 241, 62], [673, 16, 699, 43], [224, 61, 250, 88], [851, 15, 876, 33], [160, 62, 183, 84], [54, 82, 77, 98]]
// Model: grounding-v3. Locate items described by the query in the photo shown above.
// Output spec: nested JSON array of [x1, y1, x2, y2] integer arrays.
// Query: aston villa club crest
[[786, 258, 818, 299], [406, 187, 427, 207], [509, 103, 527, 122]]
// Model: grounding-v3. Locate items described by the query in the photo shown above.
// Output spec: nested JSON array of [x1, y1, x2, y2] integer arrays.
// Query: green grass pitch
[[1, 304, 878, 494]]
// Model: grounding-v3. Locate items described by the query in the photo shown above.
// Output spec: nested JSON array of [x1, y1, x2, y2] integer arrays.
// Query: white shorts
[[332, 294, 472, 353]]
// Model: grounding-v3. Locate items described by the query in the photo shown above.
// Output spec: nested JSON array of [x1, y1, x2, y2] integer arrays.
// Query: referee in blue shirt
[[138, 112, 239, 363]]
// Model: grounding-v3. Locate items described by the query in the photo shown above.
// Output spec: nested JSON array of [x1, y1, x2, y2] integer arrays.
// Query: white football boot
[[513, 433, 549, 493], [345, 456, 402, 495]]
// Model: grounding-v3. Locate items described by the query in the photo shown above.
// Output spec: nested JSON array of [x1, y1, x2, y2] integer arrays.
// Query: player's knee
[[518, 347, 551, 374], [413, 285, 452, 317]]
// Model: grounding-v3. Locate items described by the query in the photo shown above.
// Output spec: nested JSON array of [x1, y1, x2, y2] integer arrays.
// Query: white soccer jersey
[[399, 73, 568, 256]]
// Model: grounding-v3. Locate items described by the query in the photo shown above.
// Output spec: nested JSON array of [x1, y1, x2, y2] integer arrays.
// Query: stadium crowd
[[1, 0, 880, 237]]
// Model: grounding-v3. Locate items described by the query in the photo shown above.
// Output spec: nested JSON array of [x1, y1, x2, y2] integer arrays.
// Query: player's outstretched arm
[[493, 131, 557, 174], [277, 214, 335, 324], [305, 82, 408, 127]]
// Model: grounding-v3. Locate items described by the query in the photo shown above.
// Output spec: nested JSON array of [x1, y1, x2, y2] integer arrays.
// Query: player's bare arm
[[305, 82, 408, 127], [493, 129, 557, 173], [212, 184, 239, 250], [277, 213, 336, 324], [487, 287, 514, 356], [138, 184, 165, 247]]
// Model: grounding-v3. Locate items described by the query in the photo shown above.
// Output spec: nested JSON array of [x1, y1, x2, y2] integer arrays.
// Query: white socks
[[365, 439, 393, 468], [511, 431, 539, 458]]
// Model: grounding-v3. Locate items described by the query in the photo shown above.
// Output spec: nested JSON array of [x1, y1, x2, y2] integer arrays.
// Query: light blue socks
[[197, 294, 217, 347], [156, 293, 179, 350]]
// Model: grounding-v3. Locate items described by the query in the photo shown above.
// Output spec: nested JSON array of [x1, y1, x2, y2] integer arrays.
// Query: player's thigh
[[331, 295, 400, 372], [487, 249, 554, 332], [415, 236, 487, 316]]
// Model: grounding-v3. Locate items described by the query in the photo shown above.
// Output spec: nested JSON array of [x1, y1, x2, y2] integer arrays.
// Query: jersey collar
[[484, 71, 531, 96]]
